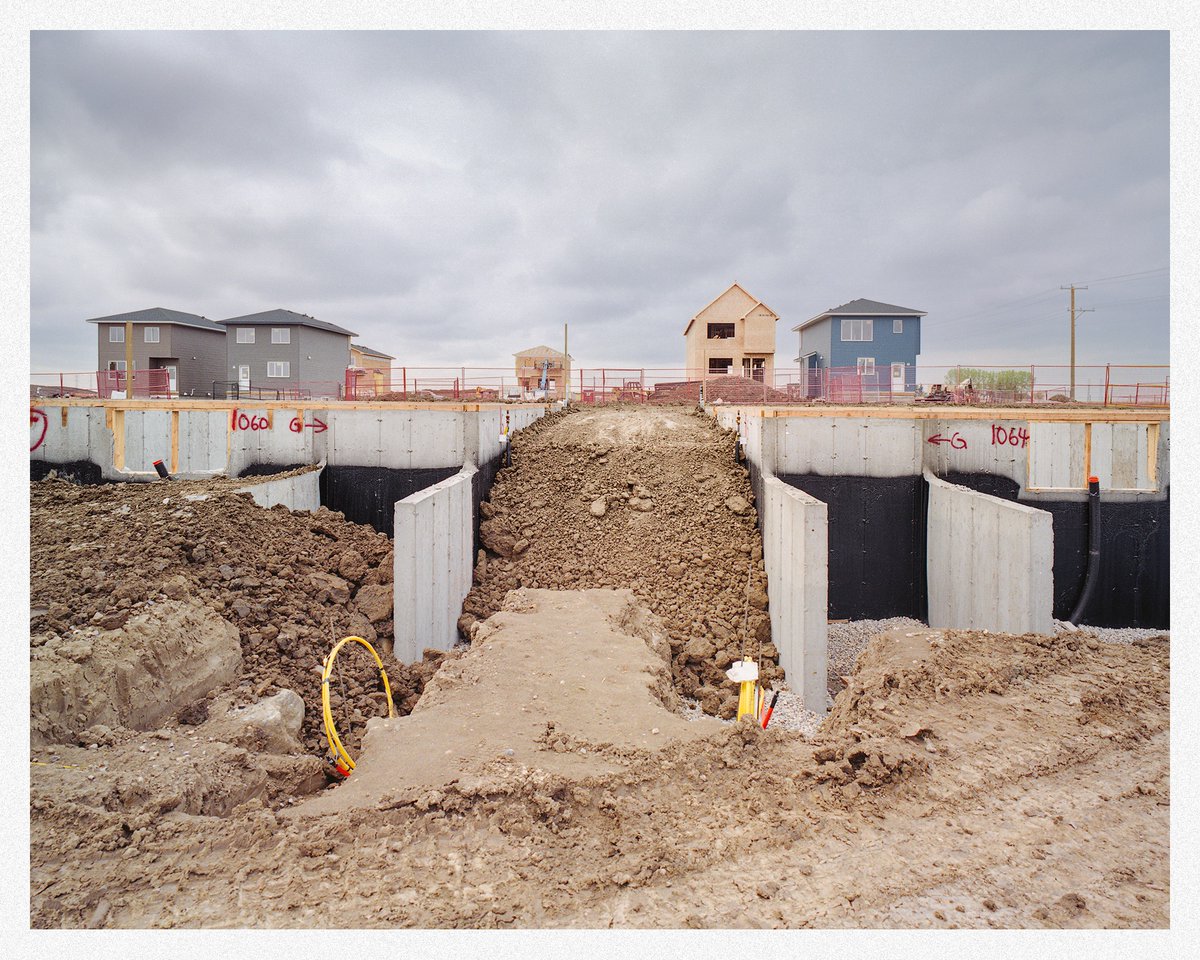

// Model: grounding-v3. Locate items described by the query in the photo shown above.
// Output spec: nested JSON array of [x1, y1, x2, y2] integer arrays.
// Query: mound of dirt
[[461, 407, 777, 718], [30, 477, 446, 756], [299, 588, 724, 816], [31, 598, 241, 746]]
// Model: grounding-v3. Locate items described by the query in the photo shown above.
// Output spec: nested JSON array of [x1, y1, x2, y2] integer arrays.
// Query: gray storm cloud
[[31, 30, 1168, 376]]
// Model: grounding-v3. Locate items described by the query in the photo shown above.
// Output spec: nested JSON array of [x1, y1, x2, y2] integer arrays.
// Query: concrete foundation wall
[[392, 466, 476, 663], [925, 470, 1054, 635], [30, 401, 549, 482], [760, 476, 829, 712]]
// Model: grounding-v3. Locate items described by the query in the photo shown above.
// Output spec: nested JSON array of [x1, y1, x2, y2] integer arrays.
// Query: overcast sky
[[30, 30, 1168, 380]]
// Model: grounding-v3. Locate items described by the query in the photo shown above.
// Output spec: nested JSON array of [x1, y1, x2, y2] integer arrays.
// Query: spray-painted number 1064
[[991, 425, 1030, 448]]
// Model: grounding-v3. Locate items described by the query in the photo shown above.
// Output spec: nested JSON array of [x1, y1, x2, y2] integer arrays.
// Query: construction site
[[27, 392, 1170, 929]]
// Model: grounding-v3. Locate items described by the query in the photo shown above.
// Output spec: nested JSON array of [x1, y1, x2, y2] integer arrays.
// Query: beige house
[[684, 283, 779, 381], [348, 343, 395, 396], [514, 345, 569, 399]]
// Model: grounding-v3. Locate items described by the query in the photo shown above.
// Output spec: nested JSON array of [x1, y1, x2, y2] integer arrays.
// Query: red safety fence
[[95, 369, 172, 399], [32, 363, 1168, 407]]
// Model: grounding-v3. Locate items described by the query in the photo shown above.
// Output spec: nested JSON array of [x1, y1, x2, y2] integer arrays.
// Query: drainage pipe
[[1069, 475, 1102, 625]]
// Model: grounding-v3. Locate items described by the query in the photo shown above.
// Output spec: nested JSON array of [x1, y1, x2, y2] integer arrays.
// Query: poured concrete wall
[[925, 470, 1054, 635], [759, 476, 829, 712], [392, 466, 476, 662], [30, 400, 549, 482], [236, 467, 322, 512]]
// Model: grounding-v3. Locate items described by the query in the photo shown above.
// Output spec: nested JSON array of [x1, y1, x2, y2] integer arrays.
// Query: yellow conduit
[[321, 635, 395, 775]]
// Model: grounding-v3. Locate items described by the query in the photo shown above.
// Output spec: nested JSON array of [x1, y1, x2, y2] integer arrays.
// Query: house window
[[707, 323, 736, 340], [144, 327, 160, 343], [893, 318, 903, 334], [708, 357, 733, 375], [857, 358, 876, 375], [841, 318, 873, 341], [267, 361, 290, 378], [109, 326, 124, 343], [108, 360, 126, 372], [271, 328, 290, 344], [236, 328, 255, 344]]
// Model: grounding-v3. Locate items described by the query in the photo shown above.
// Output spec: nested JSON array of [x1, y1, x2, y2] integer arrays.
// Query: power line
[[1074, 266, 1168, 286]]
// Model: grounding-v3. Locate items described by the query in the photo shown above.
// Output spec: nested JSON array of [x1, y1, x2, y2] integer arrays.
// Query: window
[[893, 318, 903, 334], [267, 361, 290, 378], [708, 357, 733, 374], [841, 318, 873, 341], [857, 357, 876, 375], [109, 326, 124, 343], [108, 360, 126, 371], [144, 326, 160, 343], [271, 328, 290, 344], [707, 323, 736, 340], [236, 328, 255, 344]]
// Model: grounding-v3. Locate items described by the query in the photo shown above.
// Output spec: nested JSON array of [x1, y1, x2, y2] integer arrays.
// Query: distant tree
[[946, 367, 1032, 392]]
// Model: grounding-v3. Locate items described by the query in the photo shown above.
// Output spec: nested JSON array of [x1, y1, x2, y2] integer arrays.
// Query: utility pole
[[563, 322, 569, 405], [124, 319, 134, 398], [1060, 284, 1093, 401]]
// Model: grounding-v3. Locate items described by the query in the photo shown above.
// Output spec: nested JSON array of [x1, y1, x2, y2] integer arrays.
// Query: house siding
[[96, 322, 225, 396], [224, 325, 302, 390], [169, 327, 227, 397], [297, 326, 351, 394]]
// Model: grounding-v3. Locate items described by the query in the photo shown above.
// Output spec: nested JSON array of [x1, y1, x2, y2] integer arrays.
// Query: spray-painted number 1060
[[231, 410, 270, 431], [991, 425, 1030, 448]]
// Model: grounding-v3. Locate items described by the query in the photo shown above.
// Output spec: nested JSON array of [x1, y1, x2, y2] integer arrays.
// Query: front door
[[891, 362, 906, 394], [165, 365, 178, 396], [238, 365, 251, 392]]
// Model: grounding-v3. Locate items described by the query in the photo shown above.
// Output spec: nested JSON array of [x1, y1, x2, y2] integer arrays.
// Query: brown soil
[[462, 406, 777, 718], [28, 407, 1170, 929], [30, 595, 1169, 928], [30, 476, 444, 758]]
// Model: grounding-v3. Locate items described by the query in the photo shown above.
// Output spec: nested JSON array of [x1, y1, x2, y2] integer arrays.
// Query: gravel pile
[[827, 616, 926, 692], [1055, 620, 1169, 645]]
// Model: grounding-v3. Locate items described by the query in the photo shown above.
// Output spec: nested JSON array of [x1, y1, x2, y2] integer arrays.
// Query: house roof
[[684, 283, 778, 336], [514, 345, 567, 359], [85, 306, 225, 332], [792, 298, 926, 331], [218, 308, 358, 337], [351, 343, 395, 361]]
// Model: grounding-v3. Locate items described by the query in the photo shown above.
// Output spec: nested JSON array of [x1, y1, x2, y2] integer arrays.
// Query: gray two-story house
[[87, 307, 227, 396], [218, 309, 358, 398], [793, 298, 926, 396]]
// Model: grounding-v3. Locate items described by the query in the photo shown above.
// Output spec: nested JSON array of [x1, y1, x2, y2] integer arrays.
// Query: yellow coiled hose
[[321, 635, 395, 775]]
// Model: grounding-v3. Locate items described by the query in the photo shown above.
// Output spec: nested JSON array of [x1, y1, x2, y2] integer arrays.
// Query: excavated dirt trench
[[27, 406, 1170, 929]]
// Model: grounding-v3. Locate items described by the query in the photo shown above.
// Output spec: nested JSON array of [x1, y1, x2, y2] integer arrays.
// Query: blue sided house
[[792, 298, 926, 396]]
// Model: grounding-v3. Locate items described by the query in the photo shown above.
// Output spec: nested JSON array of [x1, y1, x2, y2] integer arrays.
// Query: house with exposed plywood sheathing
[[684, 283, 779, 382], [514, 345, 570, 400]]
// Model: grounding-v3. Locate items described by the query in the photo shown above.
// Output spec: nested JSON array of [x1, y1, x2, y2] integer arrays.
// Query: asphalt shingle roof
[[352, 343, 395, 360], [218, 308, 358, 338], [84, 307, 225, 332], [793, 298, 926, 331]]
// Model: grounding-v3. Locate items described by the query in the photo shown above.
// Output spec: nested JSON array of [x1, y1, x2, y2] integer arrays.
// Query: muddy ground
[[27, 405, 1170, 928]]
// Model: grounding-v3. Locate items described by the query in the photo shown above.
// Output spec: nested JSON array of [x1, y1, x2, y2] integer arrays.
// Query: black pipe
[[152, 458, 172, 481], [1069, 476, 1102, 624]]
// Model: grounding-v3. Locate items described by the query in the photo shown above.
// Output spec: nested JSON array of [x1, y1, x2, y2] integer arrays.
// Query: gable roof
[[85, 306, 224, 332], [514, 345, 566, 359], [218, 308, 358, 337], [684, 283, 778, 335], [351, 343, 395, 361], [792, 298, 926, 332]]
